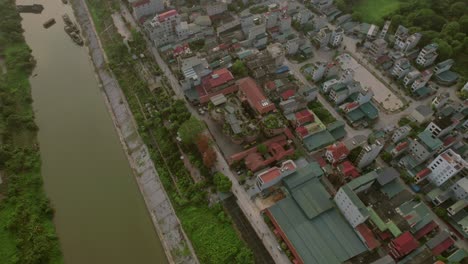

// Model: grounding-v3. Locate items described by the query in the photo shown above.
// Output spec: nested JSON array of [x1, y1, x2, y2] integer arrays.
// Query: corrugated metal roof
[[292, 179, 333, 219]]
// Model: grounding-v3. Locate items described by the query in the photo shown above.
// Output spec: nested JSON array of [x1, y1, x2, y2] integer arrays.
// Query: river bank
[[0, 1, 62, 262], [70, 0, 197, 263]]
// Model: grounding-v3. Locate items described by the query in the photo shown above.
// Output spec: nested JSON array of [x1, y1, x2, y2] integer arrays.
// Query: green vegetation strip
[[84, 1, 254, 263], [0, 1, 63, 263]]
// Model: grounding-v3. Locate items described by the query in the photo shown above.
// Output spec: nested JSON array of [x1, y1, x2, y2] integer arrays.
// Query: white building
[[204, 1, 227, 16], [146, 10, 181, 46], [432, 92, 450, 110], [434, 59, 454, 75], [403, 70, 421, 87], [410, 70, 432, 92], [307, 61, 327, 82], [335, 185, 369, 228], [356, 140, 384, 169], [451, 178, 468, 201], [425, 117, 457, 138], [130, 0, 164, 20], [416, 43, 438, 68], [428, 149, 467, 186], [391, 58, 411, 79], [392, 125, 412, 143], [330, 27, 344, 47]]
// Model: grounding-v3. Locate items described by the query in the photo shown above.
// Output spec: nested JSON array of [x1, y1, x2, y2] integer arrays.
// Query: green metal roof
[[346, 108, 365, 122], [417, 131, 442, 151], [381, 180, 405, 198], [268, 197, 366, 264], [426, 188, 443, 200], [347, 171, 378, 191], [386, 220, 402, 237], [360, 102, 379, 120], [341, 185, 369, 218], [368, 207, 387, 231], [292, 179, 333, 219], [326, 120, 345, 131], [283, 162, 323, 191], [303, 130, 335, 152], [447, 248, 467, 263], [397, 201, 434, 233]]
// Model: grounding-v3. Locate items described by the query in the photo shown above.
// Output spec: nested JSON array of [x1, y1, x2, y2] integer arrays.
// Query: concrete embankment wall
[[71, 1, 198, 263]]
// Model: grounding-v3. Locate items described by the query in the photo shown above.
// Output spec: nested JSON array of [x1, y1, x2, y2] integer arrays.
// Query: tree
[[442, 22, 460, 37], [203, 147, 217, 168], [449, 2, 467, 18], [459, 15, 468, 34], [235, 247, 254, 264], [257, 144, 268, 155], [433, 38, 453, 59], [231, 60, 248, 77], [214, 172, 232, 192], [196, 134, 210, 153], [178, 116, 205, 145], [381, 152, 392, 163]]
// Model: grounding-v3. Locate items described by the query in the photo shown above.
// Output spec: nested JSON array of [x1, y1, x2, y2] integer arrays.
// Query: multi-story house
[[403, 70, 421, 87], [294, 9, 313, 25], [356, 140, 384, 169], [393, 25, 409, 50], [434, 59, 454, 75], [369, 38, 387, 59], [451, 178, 468, 201], [203, 1, 227, 16], [432, 92, 450, 110], [399, 131, 443, 169], [416, 43, 438, 68], [427, 149, 466, 186], [402, 33, 421, 52], [334, 185, 369, 228], [325, 142, 349, 165], [330, 27, 344, 48], [146, 9, 180, 46], [329, 81, 361, 105], [425, 116, 457, 138], [315, 26, 331, 48], [306, 61, 327, 82], [411, 70, 432, 92], [130, 0, 164, 20], [392, 125, 412, 143], [391, 58, 411, 79]]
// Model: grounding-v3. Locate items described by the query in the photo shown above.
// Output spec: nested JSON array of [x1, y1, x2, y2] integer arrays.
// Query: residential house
[[179, 56, 211, 91], [388, 232, 419, 259], [396, 201, 439, 240], [369, 39, 387, 59], [330, 27, 344, 48], [410, 69, 432, 93], [432, 92, 450, 110], [256, 160, 297, 195], [304, 61, 327, 82], [425, 231, 455, 256], [203, 1, 227, 16], [434, 59, 454, 75], [410, 105, 433, 124], [403, 70, 421, 87], [329, 81, 362, 105], [146, 10, 180, 46], [425, 116, 458, 138], [294, 9, 313, 25], [451, 177, 468, 201], [391, 58, 411, 79], [447, 200, 467, 216], [356, 140, 384, 169], [191, 68, 236, 104], [393, 25, 409, 50], [416, 43, 438, 68], [325, 142, 349, 165], [427, 149, 467, 186], [130, 0, 164, 21], [399, 131, 443, 170], [392, 125, 412, 143]]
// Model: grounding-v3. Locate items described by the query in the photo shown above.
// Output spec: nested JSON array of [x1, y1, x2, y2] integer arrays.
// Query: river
[[17, 1, 168, 263]]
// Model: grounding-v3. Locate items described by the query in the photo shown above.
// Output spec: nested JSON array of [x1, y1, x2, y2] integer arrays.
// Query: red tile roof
[[158, 9, 178, 22], [326, 142, 349, 163], [259, 168, 282, 184], [340, 161, 360, 178], [414, 221, 438, 239], [238, 77, 276, 114], [344, 101, 359, 111], [265, 81, 276, 90], [431, 237, 454, 255], [296, 126, 308, 137], [281, 89, 295, 100], [294, 109, 314, 125], [416, 168, 431, 179], [355, 223, 380, 250], [389, 232, 419, 259], [395, 141, 409, 151], [443, 136, 456, 146], [202, 68, 234, 91], [132, 0, 150, 8]]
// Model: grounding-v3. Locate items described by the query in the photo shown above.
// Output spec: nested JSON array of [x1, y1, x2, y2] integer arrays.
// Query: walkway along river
[[18, 0, 168, 263]]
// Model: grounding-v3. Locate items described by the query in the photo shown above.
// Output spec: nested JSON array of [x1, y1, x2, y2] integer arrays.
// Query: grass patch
[[353, 0, 401, 24]]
